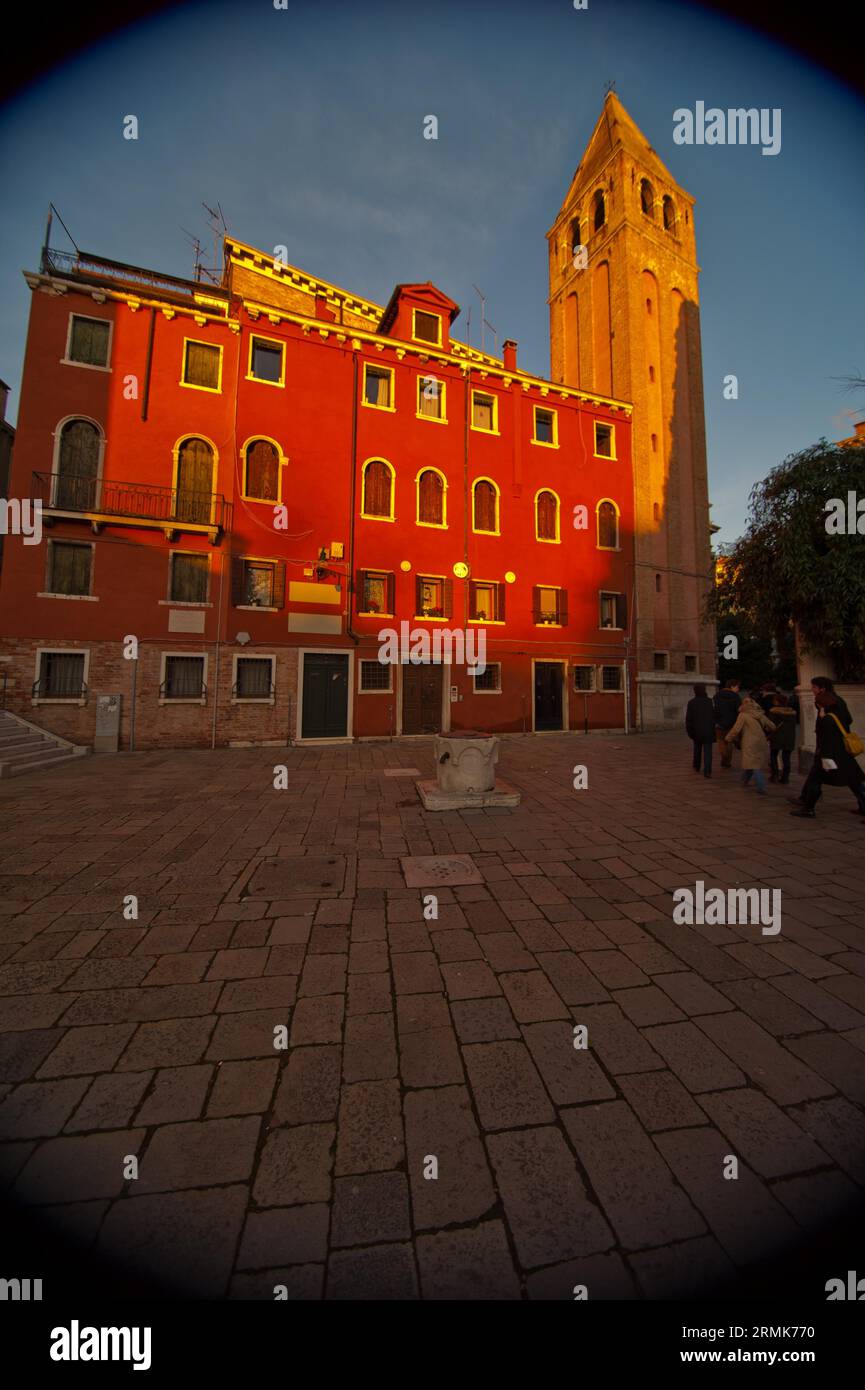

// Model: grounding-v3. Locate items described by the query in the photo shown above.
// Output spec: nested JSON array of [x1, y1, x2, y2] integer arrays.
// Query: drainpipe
[[141, 308, 156, 421], [129, 652, 137, 751]]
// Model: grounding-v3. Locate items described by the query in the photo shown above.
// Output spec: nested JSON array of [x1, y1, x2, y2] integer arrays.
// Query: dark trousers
[[770, 748, 792, 781], [692, 739, 713, 776], [802, 763, 865, 813], [717, 726, 733, 767]]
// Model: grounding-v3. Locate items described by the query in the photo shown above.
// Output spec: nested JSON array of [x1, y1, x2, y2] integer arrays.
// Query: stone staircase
[[0, 709, 89, 778]]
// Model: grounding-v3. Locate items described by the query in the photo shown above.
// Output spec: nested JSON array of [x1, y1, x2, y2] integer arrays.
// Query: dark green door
[[535, 662, 563, 731], [302, 653, 349, 739]]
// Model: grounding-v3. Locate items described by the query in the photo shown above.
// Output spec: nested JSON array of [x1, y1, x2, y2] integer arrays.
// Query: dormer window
[[412, 309, 441, 346]]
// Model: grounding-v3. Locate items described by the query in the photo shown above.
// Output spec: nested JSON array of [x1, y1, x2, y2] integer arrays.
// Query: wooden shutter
[[231, 556, 247, 606], [474, 480, 495, 532], [418, 470, 443, 525], [615, 593, 627, 629], [415, 575, 423, 615], [537, 491, 557, 540], [246, 440, 279, 500], [532, 585, 542, 623], [364, 460, 391, 517], [186, 341, 219, 388], [272, 562, 286, 609], [355, 569, 365, 611], [444, 577, 454, 619], [468, 582, 478, 621], [386, 572, 395, 614], [496, 582, 506, 622], [557, 588, 569, 626], [598, 501, 617, 548], [58, 420, 99, 508]]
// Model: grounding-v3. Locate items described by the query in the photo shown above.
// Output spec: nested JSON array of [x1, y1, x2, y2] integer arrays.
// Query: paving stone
[[272, 1045, 341, 1125], [207, 1058, 278, 1117], [0, 1077, 90, 1138], [534, 951, 609, 1005], [463, 1041, 555, 1130], [642, 1021, 746, 1093], [42, 1199, 109, 1251], [696, 1012, 835, 1105], [141, 953, 213, 986], [522, 1021, 616, 1105], [66, 1073, 152, 1132], [117, 1016, 216, 1071], [404, 1085, 495, 1229], [253, 1124, 335, 1206], [399, 1026, 464, 1088], [629, 1235, 737, 1300], [206, 948, 269, 981], [616, 1070, 707, 1132], [137, 1115, 259, 1191], [336, 1079, 403, 1175], [268, 917, 314, 945], [488, 1126, 613, 1267], [135, 1065, 212, 1125], [654, 1127, 800, 1266], [327, 1243, 418, 1300], [612, 985, 685, 1027], [718, 978, 824, 1037], [346, 973, 391, 1017], [439, 959, 500, 1000], [562, 1101, 704, 1249], [772, 974, 865, 1031], [784, 1032, 865, 1106], [299, 954, 347, 998], [478, 932, 535, 972], [61, 983, 221, 1027], [0, 1028, 65, 1081], [416, 1220, 521, 1299], [237, 1204, 329, 1269], [13, 1129, 145, 1203], [207, 1008, 288, 1060], [575, 1004, 663, 1075], [348, 941, 389, 974], [0, 994, 71, 1033], [698, 1087, 826, 1179], [773, 1170, 861, 1233], [97, 1185, 248, 1298], [450, 997, 520, 1043], [343, 1012, 398, 1081], [653, 971, 735, 1016], [499, 970, 569, 1022], [331, 1171, 410, 1247], [429, 928, 484, 964], [526, 1251, 638, 1300], [229, 1265, 324, 1300]]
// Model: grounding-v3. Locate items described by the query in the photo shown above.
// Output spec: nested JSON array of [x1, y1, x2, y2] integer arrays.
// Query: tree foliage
[[707, 441, 865, 681]]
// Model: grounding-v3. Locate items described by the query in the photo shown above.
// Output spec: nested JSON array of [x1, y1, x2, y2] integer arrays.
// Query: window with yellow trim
[[244, 440, 280, 502], [596, 500, 619, 549], [471, 391, 497, 432], [363, 364, 394, 409], [413, 309, 441, 345], [533, 406, 557, 445], [182, 340, 221, 391], [473, 479, 499, 534], [249, 337, 284, 385], [362, 460, 393, 518], [535, 490, 559, 542], [417, 469, 445, 526], [418, 376, 445, 420], [595, 422, 615, 458]]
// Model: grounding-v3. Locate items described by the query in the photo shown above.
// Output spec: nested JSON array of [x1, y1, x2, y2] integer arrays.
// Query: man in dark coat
[[768, 695, 797, 784], [686, 683, 716, 778], [790, 678, 865, 817], [713, 678, 741, 768]]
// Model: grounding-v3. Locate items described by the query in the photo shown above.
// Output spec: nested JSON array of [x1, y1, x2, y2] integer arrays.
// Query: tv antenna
[[198, 201, 228, 285], [471, 284, 497, 356]]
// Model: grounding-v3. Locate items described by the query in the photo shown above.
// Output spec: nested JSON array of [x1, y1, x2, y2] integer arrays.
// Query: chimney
[[0, 380, 8, 423], [503, 339, 517, 372], [314, 294, 335, 322], [855, 420, 865, 440]]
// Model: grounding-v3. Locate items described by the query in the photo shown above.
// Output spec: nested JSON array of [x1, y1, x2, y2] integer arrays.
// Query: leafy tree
[[707, 441, 865, 681]]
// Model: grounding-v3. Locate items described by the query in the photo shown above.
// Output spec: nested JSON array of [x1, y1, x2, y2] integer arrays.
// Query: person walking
[[725, 695, 775, 794], [790, 678, 865, 818], [768, 694, 796, 784], [713, 678, 741, 769], [685, 683, 716, 778]]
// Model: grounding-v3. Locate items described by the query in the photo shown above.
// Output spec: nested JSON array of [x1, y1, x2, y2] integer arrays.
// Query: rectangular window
[[363, 365, 393, 409], [182, 339, 221, 391], [595, 422, 615, 458], [234, 656, 274, 700], [67, 315, 110, 367], [249, 337, 284, 385], [359, 660, 392, 692], [684, 654, 697, 673], [417, 376, 445, 420], [37, 651, 86, 699], [413, 309, 441, 345], [358, 570, 394, 616], [47, 541, 92, 596], [162, 654, 206, 700], [534, 586, 567, 626], [601, 665, 623, 692], [653, 651, 668, 672], [533, 406, 557, 446], [471, 391, 497, 432], [469, 580, 504, 622], [599, 591, 626, 630], [474, 664, 501, 693], [416, 574, 451, 618], [232, 557, 286, 609], [170, 553, 209, 604], [574, 665, 595, 692]]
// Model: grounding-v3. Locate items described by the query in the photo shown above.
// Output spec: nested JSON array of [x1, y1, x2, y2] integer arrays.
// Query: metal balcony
[[32, 473, 230, 543]]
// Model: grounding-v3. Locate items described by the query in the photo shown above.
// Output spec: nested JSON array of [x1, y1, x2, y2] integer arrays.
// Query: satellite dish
[[235, 631, 251, 646]]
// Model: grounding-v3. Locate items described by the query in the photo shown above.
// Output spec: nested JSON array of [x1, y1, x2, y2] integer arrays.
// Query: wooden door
[[402, 663, 443, 735], [534, 662, 563, 731], [301, 653, 349, 739], [175, 438, 214, 523]]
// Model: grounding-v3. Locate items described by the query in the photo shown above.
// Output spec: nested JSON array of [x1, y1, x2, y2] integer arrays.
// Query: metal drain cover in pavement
[[246, 855, 346, 897], [401, 855, 483, 887]]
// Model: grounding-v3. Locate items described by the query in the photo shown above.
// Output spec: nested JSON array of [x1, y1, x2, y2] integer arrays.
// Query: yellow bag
[[829, 713, 865, 758]]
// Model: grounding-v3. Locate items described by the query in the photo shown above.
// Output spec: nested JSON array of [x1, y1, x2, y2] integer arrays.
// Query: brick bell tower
[[548, 91, 715, 728]]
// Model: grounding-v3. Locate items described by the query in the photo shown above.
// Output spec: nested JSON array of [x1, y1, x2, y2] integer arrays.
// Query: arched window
[[570, 217, 581, 254], [244, 439, 279, 502], [640, 179, 655, 217], [417, 468, 445, 527], [597, 500, 619, 550], [653, 502, 660, 522], [175, 436, 215, 524], [535, 489, 559, 543], [56, 418, 101, 509], [362, 459, 393, 519], [655, 573, 662, 593], [593, 190, 606, 232], [473, 478, 499, 534], [662, 196, 676, 232]]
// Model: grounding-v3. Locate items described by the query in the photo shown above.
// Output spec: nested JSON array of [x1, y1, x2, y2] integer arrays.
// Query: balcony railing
[[32, 679, 89, 701], [40, 248, 229, 308], [33, 473, 230, 534]]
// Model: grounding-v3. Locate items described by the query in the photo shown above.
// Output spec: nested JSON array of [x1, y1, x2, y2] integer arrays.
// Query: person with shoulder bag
[[790, 678, 865, 818]]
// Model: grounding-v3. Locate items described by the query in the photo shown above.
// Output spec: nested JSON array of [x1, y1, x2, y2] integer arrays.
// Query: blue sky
[[0, 0, 862, 544]]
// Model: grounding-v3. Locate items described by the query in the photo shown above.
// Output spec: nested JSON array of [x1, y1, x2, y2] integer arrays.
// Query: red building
[[0, 235, 635, 748]]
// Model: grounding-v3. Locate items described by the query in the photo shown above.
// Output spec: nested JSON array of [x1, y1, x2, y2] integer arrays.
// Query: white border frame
[[32, 647, 90, 705], [62, 312, 113, 372], [159, 650, 209, 705], [231, 652, 276, 704]]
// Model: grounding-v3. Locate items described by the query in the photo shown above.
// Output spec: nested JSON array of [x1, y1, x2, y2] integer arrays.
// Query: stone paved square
[[1, 732, 864, 1299]]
